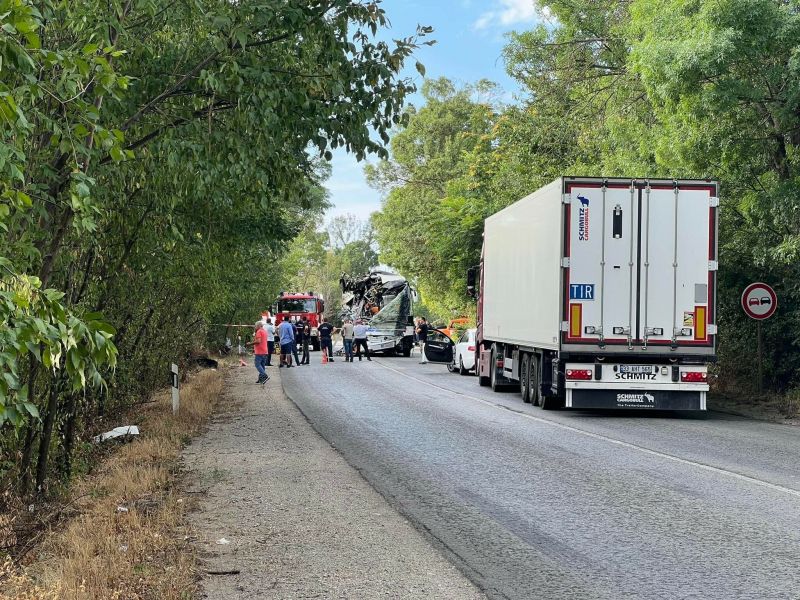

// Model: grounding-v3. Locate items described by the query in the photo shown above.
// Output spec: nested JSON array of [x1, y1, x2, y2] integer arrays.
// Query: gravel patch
[[182, 364, 484, 599]]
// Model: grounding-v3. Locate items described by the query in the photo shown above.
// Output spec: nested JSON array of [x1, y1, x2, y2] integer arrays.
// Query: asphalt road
[[281, 356, 800, 600]]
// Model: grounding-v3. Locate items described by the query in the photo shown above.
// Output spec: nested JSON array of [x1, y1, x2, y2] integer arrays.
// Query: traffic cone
[[322, 349, 328, 364]]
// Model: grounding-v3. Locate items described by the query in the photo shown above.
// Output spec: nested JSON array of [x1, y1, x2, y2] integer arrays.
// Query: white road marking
[[374, 360, 800, 500]]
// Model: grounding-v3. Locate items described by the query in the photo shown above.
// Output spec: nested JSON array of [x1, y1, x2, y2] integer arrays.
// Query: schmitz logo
[[616, 392, 655, 405], [577, 195, 590, 241]]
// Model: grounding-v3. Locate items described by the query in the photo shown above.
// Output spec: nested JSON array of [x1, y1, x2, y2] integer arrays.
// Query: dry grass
[[0, 367, 224, 599], [709, 386, 800, 425]]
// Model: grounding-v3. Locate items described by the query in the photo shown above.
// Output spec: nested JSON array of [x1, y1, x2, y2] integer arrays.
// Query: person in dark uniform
[[318, 317, 336, 361], [299, 317, 311, 365], [291, 317, 302, 366], [416, 317, 429, 364]]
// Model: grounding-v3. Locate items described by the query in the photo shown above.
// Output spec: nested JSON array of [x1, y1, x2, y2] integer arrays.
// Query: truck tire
[[490, 346, 507, 392], [402, 342, 412, 358], [540, 395, 557, 410], [311, 339, 320, 352], [529, 356, 541, 406], [520, 354, 531, 403]]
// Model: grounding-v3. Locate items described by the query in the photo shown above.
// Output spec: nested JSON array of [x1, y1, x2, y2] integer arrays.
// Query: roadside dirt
[[709, 393, 799, 426], [182, 364, 484, 599]]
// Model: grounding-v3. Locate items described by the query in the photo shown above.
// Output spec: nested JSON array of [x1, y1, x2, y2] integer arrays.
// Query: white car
[[452, 328, 476, 375]]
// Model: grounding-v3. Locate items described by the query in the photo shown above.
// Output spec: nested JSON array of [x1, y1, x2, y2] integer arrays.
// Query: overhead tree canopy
[[0, 0, 429, 494]]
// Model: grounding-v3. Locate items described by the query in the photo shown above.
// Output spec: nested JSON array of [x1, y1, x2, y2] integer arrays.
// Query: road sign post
[[170, 363, 180, 414], [740, 282, 777, 394], [757, 321, 763, 394]]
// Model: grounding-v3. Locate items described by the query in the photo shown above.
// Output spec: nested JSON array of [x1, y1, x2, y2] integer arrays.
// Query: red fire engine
[[272, 291, 325, 351]]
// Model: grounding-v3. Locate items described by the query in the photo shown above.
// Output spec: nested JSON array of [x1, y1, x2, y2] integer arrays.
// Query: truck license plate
[[620, 365, 654, 374]]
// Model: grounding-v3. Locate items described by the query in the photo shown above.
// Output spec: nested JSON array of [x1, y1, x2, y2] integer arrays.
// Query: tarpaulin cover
[[367, 285, 413, 336]]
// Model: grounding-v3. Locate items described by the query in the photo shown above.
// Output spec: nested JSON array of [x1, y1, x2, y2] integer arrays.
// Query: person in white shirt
[[353, 320, 371, 361], [264, 318, 276, 366]]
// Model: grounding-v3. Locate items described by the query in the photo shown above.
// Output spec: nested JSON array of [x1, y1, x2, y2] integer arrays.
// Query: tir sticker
[[569, 284, 595, 300], [577, 195, 590, 241]]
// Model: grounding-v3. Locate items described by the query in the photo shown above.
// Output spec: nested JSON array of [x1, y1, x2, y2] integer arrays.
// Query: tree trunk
[[18, 362, 40, 494], [60, 392, 79, 478], [35, 380, 61, 494]]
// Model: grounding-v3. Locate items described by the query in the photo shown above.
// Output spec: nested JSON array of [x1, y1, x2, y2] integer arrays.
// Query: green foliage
[[279, 214, 379, 323], [0, 0, 426, 493], [0, 272, 116, 427], [369, 78, 499, 319], [372, 0, 800, 393]]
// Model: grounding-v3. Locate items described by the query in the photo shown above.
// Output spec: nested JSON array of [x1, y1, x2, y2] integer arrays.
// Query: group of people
[[246, 314, 432, 383], [338, 318, 372, 362], [309, 316, 372, 363], [246, 314, 375, 383], [247, 315, 312, 384]]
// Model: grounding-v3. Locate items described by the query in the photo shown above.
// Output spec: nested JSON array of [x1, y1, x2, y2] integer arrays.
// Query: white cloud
[[474, 0, 540, 31]]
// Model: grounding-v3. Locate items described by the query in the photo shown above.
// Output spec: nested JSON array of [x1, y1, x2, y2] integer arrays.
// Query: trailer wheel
[[490, 346, 506, 392], [520, 354, 531, 403], [529, 356, 541, 406], [540, 395, 557, 410]]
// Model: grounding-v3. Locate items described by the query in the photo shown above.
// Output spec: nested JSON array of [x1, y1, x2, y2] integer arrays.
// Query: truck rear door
[[562, 178, 717, 353]]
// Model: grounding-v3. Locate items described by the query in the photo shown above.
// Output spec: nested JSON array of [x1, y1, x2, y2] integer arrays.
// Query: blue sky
[[323, 0, 543, 225]]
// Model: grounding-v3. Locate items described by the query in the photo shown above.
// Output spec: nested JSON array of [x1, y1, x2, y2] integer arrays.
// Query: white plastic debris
[[116, 505, 129, 513], [118, 545, 128, 552], [216, 538, 230, 545], [93, 425, 140, 442]]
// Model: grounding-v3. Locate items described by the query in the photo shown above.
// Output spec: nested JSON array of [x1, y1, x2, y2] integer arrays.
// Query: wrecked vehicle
[[340, 270, 416, 356]]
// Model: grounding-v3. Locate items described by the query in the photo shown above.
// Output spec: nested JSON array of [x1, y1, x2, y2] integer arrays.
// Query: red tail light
[[467, 345, 475, 352], [681, 371, 707, 383], [566, 369, 593, 381]]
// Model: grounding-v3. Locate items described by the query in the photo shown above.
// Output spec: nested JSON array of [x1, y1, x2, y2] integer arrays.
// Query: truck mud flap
[[567, 389, 705, 410]]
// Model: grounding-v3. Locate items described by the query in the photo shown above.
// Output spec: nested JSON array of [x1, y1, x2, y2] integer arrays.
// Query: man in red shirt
[[248, 321, 270, 384]]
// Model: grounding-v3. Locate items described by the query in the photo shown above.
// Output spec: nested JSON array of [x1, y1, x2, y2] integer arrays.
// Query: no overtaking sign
[[741, 282, 777, 320]]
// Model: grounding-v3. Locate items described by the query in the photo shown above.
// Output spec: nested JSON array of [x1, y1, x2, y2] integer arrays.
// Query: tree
[[327, 214, 378, 274], [370, 0, 800, 395], [369, 78, 498, 318], [0, 0, 430, 495]]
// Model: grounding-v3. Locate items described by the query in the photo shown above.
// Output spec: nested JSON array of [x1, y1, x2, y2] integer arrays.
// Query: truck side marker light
[[695, 306, 707, 340], [570, 304, 582, 338]]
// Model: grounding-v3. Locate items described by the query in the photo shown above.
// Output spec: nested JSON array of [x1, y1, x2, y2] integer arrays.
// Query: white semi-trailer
[[467, 177, 718, 410]]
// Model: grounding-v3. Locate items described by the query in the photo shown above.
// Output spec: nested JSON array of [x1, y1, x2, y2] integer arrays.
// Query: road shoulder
[[182, 364, 483, 599]]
